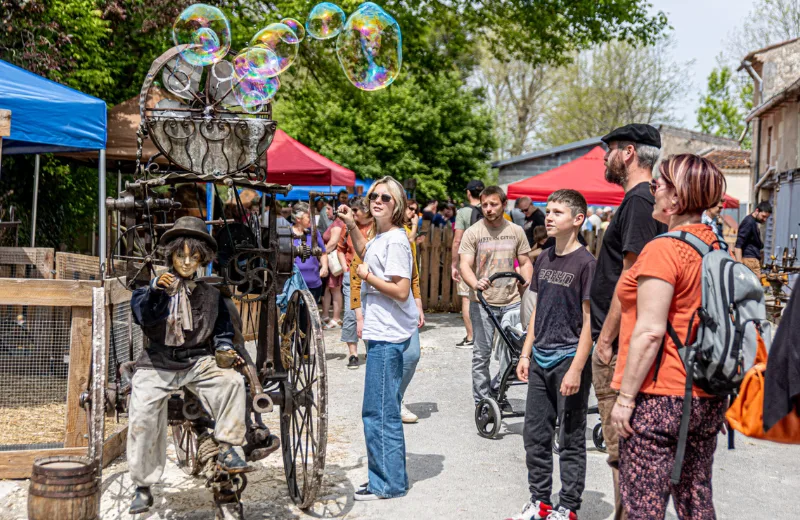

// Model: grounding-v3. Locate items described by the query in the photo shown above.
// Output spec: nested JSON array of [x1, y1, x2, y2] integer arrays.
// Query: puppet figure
[[127, 216, 252, 514]]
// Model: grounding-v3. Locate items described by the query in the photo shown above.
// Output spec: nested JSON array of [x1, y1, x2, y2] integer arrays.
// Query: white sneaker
[[401, 402, 418, 423], [503, 500, 553, 520], [548, 506, 577, 520]]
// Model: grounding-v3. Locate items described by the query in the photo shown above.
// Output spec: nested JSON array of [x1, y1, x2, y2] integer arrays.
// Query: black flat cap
[[601, 124, 661, 149], [466, 180, 485, 191]]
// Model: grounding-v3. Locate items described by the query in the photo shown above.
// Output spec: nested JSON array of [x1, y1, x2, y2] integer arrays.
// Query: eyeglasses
[[368, 193, 393, 203], [649, 179, 659, 196]]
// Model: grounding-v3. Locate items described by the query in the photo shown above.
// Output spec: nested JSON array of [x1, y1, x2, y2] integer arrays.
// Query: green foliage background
[[0, 0, 667, 250]]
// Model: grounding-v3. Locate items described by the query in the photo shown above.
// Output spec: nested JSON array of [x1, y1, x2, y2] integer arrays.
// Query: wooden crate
[[0, 279, 127, 479], [0, 247, 54, 279]]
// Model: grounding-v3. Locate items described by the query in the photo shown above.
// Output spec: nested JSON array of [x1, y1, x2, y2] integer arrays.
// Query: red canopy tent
[[507, 146, 741, 209], [264, 129, 355, 186], [507, 146, 624, 205]]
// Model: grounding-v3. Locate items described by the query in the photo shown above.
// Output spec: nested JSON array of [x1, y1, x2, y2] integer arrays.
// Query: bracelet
[[364, 272, 371, 283], [619, 390, 637, 399], [616, 397, 636, 410], [519, 354, 531, 361]]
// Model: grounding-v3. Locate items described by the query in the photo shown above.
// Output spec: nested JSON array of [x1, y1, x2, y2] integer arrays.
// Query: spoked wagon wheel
[[280, 289, 328, 509], [171, 421, 200, 476]]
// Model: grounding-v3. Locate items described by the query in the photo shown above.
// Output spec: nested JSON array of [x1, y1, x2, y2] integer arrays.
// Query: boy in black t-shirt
[[505, 190, 596, 520]]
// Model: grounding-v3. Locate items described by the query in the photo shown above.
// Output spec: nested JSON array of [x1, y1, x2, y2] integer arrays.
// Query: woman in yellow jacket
[[351, 200, 424, 424]]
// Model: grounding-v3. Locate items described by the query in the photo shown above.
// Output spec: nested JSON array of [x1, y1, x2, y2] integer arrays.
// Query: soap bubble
[[234, 76, 280, 113], [161, 56, 202, 99], [173, 4, 232, 66], [250, 23, 300, 75], [306, 2, 346, 40], [336, 3, 402, 91], [280, 18, 306, 42], [233, 46, 282, 80]]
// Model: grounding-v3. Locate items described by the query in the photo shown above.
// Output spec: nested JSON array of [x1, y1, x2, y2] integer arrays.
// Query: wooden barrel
[[28, 456, 99, 520]]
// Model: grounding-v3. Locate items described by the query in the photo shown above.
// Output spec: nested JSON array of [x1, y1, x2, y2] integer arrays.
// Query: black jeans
[[523, 356, 592, 511]]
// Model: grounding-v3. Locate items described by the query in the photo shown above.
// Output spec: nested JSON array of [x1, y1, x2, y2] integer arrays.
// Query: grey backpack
[[654, 231, 772, 484]]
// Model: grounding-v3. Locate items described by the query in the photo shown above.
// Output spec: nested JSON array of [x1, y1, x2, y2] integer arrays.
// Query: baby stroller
[[473, 272, 606, 452]]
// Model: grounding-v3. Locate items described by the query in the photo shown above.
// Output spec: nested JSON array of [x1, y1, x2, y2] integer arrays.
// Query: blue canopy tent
[[0, 60, 107, 261], [276, 178, 374, 201]]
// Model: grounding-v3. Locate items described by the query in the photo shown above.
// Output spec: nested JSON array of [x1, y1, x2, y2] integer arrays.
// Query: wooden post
[[64, 307, 93, 447], [440, 226, 453, 312], [419, 220, 431, 310], [428, 226, 442, 310]]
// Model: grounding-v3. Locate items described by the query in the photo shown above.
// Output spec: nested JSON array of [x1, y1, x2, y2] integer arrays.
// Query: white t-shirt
[[360, 227, 419, 343]]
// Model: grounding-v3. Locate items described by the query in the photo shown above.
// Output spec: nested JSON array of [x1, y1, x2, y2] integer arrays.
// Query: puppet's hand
[[157, 273, 175, 289], [215, 346, 241, 369]]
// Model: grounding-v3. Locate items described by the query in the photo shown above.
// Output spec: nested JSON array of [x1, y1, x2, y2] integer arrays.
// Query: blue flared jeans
[[363, 338, 410, 498]]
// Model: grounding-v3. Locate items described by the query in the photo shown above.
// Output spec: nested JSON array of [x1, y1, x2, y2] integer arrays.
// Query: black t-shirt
[[735, 215, 764, 259], [589, 181, 667, 342], [542, 232, 587, 250], [530, 246, 596, 352], [523, 207, 546, 246]]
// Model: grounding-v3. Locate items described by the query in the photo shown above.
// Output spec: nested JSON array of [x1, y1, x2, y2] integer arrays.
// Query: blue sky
[[649, 0, 755, 127]]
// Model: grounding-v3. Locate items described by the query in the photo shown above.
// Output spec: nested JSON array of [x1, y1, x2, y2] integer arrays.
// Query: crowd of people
[[238, 123, 786, 518]]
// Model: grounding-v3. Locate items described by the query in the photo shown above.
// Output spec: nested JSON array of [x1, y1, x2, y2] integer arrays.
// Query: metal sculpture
[[101, 43, 329, 518]]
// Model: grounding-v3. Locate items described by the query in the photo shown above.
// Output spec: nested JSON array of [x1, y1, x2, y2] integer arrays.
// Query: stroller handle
[[476, 271, 527, 309]]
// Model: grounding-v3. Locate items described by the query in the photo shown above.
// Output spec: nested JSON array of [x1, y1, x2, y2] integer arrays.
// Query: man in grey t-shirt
[[451, 179, 485, 348]]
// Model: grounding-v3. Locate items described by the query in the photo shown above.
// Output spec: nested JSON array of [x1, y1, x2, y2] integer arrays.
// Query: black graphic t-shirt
[[530, 246, 596, 353]]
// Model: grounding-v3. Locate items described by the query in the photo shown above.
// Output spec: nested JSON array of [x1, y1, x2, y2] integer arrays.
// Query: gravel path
[[2, 313, 799, 519]]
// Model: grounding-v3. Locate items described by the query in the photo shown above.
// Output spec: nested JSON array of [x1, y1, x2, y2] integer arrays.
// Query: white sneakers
[[504, 500, 553, 520], [401, 401, 418, 424]]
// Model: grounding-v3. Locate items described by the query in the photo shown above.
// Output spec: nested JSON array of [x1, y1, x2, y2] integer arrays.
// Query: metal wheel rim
[[593, 423, 606, 452], [280, 289, 328, 509], [475, 398, 501, 439], [171, 421, 199, 476]]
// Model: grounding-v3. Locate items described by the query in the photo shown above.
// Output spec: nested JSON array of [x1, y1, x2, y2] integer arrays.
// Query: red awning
[[265, 129, 356, 187], [722, 193, 740, 209], [507, 146, 624, 205]]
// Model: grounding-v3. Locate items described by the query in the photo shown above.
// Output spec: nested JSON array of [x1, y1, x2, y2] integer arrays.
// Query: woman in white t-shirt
[[338, 176, 418, 501]]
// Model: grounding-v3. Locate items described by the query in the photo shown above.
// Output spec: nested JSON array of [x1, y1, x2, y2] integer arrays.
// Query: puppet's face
[[172, 242, 202, 279]]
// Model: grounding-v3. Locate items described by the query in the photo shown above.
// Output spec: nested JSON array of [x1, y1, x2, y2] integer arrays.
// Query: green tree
[[697, 65, 754, 148], [539, 38, 689, 147], [275, 71, 495, 200]]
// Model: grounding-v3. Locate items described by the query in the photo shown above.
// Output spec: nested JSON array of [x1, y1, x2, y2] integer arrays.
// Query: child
[[506, 190, 596, 520]]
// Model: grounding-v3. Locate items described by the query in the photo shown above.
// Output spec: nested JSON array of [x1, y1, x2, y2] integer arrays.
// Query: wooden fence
[[415, 222, 606, 313]]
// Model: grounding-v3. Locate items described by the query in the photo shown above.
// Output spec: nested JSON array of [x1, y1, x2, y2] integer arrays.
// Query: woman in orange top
[[610, 154, 727, 520]]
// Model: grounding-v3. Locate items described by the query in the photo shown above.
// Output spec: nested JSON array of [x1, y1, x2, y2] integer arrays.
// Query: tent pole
[[31, 154, 40, 247], [98, 150, 107, 275], [116, 168, 122, 256], [206, 182, 213, 275]]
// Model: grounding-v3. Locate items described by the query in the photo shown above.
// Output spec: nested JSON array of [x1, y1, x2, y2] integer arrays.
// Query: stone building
[[741, 37, 800, 258], [494, 125, 740, 194]]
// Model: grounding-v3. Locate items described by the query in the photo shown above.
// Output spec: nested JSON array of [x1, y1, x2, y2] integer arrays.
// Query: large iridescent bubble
[[250, 23, 300, 76], [233, 46, 281, 80], [280, 18, 306, 42], [234, 76, 280, 113], [172, 4, 231, 66], [336, 3, 402, 91], [306, 2, 346, 40]]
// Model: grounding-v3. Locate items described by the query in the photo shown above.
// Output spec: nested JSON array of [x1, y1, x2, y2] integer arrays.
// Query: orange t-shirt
[[612, 224, 725, 398]]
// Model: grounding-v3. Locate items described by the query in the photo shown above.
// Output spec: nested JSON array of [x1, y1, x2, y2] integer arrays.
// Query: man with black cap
[[126, 216, 252, 514], [451, 179, 485, 347], [589, 124, 667, 520]]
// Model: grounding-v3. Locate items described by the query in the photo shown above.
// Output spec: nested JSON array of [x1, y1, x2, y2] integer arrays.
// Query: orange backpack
[[726, 334, 800, 443]]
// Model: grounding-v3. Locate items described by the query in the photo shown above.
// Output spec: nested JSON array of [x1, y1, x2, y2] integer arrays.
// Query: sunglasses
[[368, 193, 393, 203]]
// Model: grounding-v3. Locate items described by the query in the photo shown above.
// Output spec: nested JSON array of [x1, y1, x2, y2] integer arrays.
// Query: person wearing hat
[[451, 179, 486, 348], [127, 216, 252, 514], [588, 124, 667, 520]]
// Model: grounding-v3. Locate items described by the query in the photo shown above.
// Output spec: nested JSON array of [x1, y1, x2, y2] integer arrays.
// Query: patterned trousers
[[619, 394, 725, 520]]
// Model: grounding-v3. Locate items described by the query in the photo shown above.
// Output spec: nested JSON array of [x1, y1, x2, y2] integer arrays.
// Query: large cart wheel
[[280, 289, 328, 510], [475, 398, 502, 439], [171, 421, 199, 476]]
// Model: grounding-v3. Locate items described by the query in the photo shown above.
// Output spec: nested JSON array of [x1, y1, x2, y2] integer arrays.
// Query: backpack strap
[[658, 230, 715, 257], [671, 345, 697, 485], [652, 321, 683, 382]]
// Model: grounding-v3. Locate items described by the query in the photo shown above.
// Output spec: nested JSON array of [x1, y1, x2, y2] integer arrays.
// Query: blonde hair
[[365, 176, 407, 234], [659, 154, 727, 215]]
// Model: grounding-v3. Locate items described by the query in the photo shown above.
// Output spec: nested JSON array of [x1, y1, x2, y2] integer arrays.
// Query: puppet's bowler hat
[[160, 216, 218, 252]]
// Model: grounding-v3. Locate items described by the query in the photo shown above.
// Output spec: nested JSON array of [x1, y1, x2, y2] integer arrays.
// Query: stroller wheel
[[475, 398, 502, 439], [593, 423, 606, 452]]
